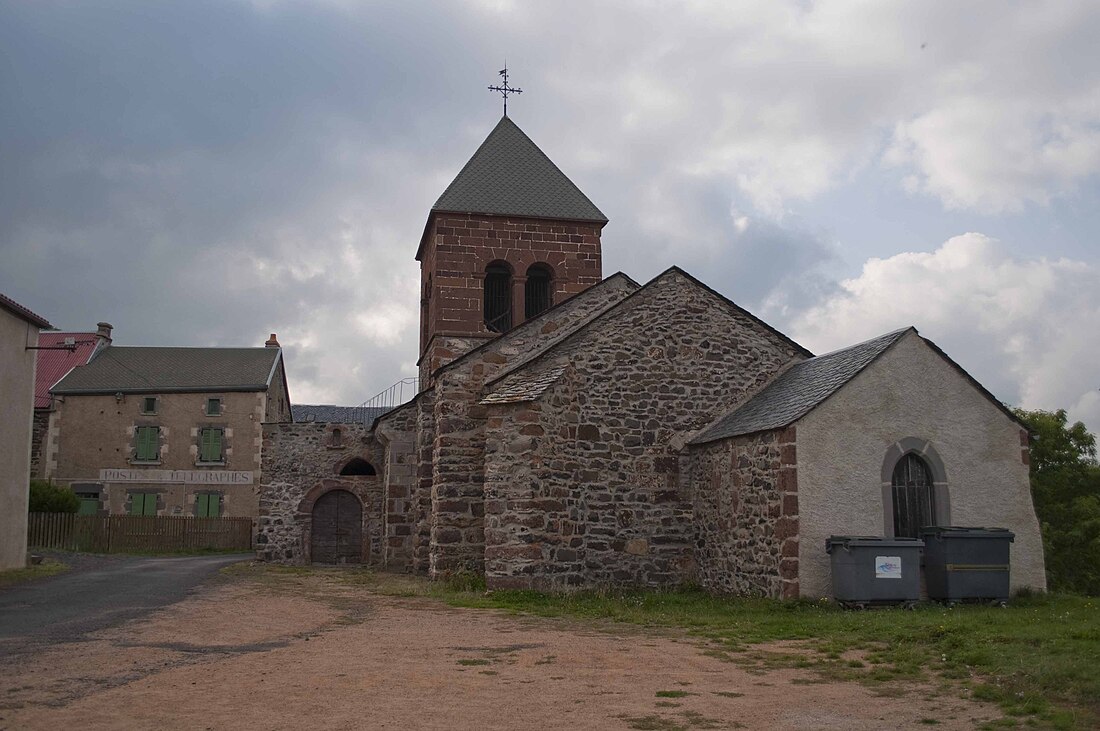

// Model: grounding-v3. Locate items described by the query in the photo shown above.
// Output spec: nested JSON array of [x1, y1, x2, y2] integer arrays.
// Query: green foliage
[[1014, 408, 1100, 595], [28, 479, 79, 514]]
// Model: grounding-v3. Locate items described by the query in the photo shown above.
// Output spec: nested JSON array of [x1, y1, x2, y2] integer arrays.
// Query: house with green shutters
[[43, 331, 292, 520]]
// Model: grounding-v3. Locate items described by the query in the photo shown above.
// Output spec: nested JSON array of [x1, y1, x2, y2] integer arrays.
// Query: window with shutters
[[76, 492, 100, 515], [483, 262, 512, 333], [195, 493, 222, 518], [205, 398, 222, 416], [524, 264, 553, 319], [129, 492, 157, 516], [199, 427, 225, 463], [134, 426, 160, 462]]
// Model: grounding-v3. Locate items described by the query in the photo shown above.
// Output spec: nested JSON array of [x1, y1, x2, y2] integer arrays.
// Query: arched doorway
[[311, 489, 363, 564], [891, 453, 936, 538]]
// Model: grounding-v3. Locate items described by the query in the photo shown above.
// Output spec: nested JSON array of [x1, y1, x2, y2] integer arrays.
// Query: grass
[[418, 576, 1096, 729], [0, 557, 68, 587], [230, 565, 1100, 729]]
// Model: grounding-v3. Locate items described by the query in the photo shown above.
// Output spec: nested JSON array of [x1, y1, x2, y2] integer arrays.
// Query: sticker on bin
[[875, 556, 903, 579]]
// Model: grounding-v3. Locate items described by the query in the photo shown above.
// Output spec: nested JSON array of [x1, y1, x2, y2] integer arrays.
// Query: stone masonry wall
[[30, 408, 50, 478], [257, 422, 386, 565], [688, 427, 799, 599], [426, 276, 639, 577], [374, 402, 417, 571], [482, 269, 807, 589]]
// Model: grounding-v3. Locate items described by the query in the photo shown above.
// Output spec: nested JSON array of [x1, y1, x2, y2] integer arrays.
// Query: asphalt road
[[0, 552, 251, 656]]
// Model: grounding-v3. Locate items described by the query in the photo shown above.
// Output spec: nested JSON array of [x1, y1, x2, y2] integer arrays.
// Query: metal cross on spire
[[488, 65, 522, 116]]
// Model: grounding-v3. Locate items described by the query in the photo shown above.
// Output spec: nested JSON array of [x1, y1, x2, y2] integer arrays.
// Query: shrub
[[28, 479, 79, 513]]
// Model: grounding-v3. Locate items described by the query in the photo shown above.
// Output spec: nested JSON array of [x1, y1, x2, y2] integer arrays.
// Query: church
[[257, 114, 1047, 599]]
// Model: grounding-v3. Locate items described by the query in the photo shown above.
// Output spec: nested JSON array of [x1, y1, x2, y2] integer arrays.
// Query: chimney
[[90, 322, 113, 360], [265, 333, 280, 348]]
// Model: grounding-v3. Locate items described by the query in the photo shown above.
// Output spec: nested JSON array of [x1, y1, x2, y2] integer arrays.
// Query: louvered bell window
[[484, 264, 512, 333], [525, 264, 552, 319]]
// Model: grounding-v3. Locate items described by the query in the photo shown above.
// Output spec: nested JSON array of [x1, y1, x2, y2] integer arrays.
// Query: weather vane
[[488, 65, 522, 116]]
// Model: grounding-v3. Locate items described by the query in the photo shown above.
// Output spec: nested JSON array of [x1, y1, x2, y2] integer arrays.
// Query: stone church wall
[[688, 427, 799, 599], [257, 422, 386, 565], [483, 270, 806, 589], [375, 402, 418, 571], [425, 276, 639, 577]]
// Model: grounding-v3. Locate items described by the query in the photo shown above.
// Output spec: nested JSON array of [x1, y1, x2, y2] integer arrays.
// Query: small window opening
[[331, 428, 343, 447], [339, 457, 376, 476], [205, 398, 222, 416], [525, 264, 553, 319], [891, 453, 936, 538], [141, 397, 157, 414], [483, 263, 512, 333]]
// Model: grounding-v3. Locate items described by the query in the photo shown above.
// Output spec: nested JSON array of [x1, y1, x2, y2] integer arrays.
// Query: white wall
[[796, 331, 1046, 598], [0, 309, 38, 570]]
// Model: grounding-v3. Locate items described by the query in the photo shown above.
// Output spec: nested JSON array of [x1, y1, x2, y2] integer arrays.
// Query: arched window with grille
[[891, 453, 937, 538], [483, 262, 512, 333], [525, 264, 553, 320]]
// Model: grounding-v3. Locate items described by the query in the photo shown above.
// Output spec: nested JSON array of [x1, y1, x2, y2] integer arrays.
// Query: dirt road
[[0, 565, 1001, 730]]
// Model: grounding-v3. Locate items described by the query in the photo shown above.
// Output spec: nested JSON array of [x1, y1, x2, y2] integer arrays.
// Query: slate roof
[[0, 292, 51, 328], [480, 364, 568, 405], [690, 328, 911, 444], [34, 332, 101, 408], [292, 404, 393, 425], [417, 116, 607, 260], [51, 346, 282, 394]]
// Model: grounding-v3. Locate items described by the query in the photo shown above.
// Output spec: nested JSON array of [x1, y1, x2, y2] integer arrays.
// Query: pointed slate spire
[[431, 116, 607, 224]]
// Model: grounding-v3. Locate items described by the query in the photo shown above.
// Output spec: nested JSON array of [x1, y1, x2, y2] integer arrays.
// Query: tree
[[28, 479, 79, 514], [1014, 408, 1100, 595]]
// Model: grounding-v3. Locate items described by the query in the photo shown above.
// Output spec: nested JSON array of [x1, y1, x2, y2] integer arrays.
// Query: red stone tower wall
[[418, 213, 603, 385]]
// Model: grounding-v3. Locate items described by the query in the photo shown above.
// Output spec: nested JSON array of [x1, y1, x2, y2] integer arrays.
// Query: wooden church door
[[311, 489, 363, 564]]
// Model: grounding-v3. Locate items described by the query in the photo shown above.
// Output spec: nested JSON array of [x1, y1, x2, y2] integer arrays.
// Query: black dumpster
[[920, 526, 1014, 605], [825, 536, 923, 608]]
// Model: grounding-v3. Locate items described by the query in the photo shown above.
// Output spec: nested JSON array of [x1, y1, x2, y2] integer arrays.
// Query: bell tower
[[416, 115, 608, 386]]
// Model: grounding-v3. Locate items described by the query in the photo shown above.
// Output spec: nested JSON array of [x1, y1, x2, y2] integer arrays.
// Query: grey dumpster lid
[[919, 526, 1015, 539], [825, 535, 924, 553]]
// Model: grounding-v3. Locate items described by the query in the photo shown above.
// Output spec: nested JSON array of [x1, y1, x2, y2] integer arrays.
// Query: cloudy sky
[[2, 0, 1098, 433]]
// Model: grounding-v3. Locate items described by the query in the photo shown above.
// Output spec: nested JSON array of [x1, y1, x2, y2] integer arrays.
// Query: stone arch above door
[[879, 437, 950, 536]]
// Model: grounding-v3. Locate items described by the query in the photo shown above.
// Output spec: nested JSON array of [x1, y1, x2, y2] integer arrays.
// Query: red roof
[[35, 332, 100, 408]]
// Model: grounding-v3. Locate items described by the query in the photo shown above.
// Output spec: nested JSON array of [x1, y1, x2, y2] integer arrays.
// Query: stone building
[[258, 115, 1047, 598], [29, 322, 111, 480], [44, 333, 292, 518], [0, 292, 51, 570]]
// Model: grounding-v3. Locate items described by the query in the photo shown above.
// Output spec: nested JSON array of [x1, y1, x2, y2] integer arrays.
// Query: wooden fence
[[28, 513, 253, 553]]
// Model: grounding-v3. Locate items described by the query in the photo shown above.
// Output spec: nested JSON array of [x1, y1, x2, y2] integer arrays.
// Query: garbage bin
[[920, 526, 1014, 605], [825, 536, 923, 607]]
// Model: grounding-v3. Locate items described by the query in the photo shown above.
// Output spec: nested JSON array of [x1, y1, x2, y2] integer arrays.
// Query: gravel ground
[[0, 566, 1003, 730]]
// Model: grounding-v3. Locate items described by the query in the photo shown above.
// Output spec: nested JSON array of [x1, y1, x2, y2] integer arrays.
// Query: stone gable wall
[[688, 427, 799, 599], [257, 422, 386, 565], [482, 271, 806, 589], [425, 278, 639, 577]]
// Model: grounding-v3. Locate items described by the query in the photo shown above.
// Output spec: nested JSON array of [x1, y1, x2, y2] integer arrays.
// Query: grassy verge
[[0, 557, 68, 588], [228, 565, 1099, 729]]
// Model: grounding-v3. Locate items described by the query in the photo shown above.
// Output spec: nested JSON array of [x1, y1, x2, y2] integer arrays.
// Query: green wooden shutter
[[209, 494, 220, 517], [200, 428, 223, 462], [78, 498, 98, 515], [136, 426, 158, 461], [130, 493, 156, 516]]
